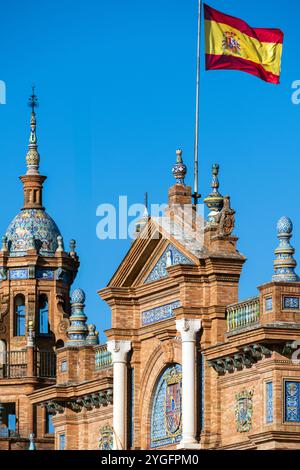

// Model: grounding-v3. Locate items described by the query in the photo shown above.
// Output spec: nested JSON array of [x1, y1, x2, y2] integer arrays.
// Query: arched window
[[14, 294, 26, 336], [38, 294, 49, 335], [150, 364, 182, 448]]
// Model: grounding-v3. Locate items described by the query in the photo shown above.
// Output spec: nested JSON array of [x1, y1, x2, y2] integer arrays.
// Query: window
[[0, 403, 16, 437], [59, 433, 66, 450], [14, 294, 26, 336], [38, 294, 49, 335], [46, 411, 54, 434]]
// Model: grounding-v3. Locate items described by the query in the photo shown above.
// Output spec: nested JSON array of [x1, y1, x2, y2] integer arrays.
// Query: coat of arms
[[164, 367, 182, 437], [222, 31, 241, 55], [98, 424, 113, 450], [235, 389, 254, 432]]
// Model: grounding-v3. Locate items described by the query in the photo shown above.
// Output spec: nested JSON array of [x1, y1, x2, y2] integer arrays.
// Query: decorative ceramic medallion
[[145, 244, 194, 284], [98, 424, 113, 450], [235, 389, 254, 432], [150, 364, 182, 448]]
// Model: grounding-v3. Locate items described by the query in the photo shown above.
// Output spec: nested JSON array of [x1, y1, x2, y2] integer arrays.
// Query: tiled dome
[[6, 209, 61, 257]]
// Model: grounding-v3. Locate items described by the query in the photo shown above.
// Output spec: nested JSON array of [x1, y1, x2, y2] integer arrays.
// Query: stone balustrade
[[95, 344, 112, 370], [226, 296, 260, 332]]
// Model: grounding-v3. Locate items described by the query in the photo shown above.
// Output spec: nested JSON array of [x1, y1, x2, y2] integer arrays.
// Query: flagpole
[[193, 0, 202, 205]]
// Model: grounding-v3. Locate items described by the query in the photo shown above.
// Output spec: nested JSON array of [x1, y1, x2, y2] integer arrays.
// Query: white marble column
[[176, 318, 201, 448], [107, 340, 131, 450]]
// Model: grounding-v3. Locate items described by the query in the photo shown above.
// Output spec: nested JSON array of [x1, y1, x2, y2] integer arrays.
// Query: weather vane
[[28, 85, 38, 112]]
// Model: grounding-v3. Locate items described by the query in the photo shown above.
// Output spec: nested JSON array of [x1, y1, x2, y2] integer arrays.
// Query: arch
[[138, 341, 182, 449], [14, 294, 26, 336], [38, 294, 49, 335], [149, 364, 182, 448]]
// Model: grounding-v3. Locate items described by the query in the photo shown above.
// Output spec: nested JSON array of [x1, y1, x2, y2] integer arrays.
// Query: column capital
[[176, 318, 201, 342], [107, 340, 131, 363]]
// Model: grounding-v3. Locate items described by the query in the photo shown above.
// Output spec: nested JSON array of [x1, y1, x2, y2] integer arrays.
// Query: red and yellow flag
[[204, 4, 283, 84]]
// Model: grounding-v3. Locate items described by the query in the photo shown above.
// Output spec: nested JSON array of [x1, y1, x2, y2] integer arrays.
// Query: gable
[[144, 243, 194, 284]]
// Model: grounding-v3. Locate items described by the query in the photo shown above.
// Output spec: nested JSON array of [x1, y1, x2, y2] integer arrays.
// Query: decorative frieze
[[141, 301, 180, 326], [208, 344, 272, 375], [9, 268, 29, 280]]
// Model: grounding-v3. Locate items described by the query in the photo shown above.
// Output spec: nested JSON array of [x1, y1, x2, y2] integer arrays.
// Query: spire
[[272, 216, 299, 282], [172, 149, 187, 185], [26, 86, 40, 176], [204, 164, 224, 223]]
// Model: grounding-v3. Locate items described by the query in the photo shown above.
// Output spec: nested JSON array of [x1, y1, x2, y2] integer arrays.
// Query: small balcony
[[0, 349, 56, 379], [226, 296, 260, 333]]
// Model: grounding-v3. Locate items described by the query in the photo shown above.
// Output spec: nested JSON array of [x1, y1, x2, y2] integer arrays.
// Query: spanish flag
[[204, 4, 283, 84]]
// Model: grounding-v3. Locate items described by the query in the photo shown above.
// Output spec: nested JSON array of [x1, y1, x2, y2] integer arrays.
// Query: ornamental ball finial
[[71, 288, 86, 305], [277, 216, 293, 235]]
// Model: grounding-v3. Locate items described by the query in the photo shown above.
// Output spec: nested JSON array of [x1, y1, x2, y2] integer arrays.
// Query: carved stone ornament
[[216, 196, 235, 237]]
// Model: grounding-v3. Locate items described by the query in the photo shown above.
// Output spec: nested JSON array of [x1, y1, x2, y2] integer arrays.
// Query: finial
[[69, 239, 76, 255], [86, 324, 99, 345], [56, 235, 64, 253], [272, 216, 299, 282], [26, 86, 40, 176], [66, 289, 88, 346], [203, 163, 224, 223], [172, 149, 187, 185], [28, 85, 38, 113], [27, 320, 35, 347]]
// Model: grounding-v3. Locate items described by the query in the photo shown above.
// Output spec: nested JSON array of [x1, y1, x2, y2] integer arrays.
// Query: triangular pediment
[[107, 218, 199, 288], [144, 243, 194, 284]]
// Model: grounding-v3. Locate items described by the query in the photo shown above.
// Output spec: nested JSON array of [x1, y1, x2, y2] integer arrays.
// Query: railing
[[0, 350, 27, 378], [35, 350, 56, 378], [0, 349, 56, 379], [226, 296, 260, 332], [95, 344, 112, 370]]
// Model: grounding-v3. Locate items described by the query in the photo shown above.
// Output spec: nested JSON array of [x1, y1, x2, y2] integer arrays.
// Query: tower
[[0, 91, 79, 447]]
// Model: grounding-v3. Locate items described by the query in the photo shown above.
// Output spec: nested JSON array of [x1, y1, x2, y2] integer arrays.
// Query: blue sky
[[0, 0, 299, 341]]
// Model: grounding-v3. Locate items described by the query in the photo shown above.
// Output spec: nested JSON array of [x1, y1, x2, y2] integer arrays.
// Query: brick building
[[1, 101, 300, 451]]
